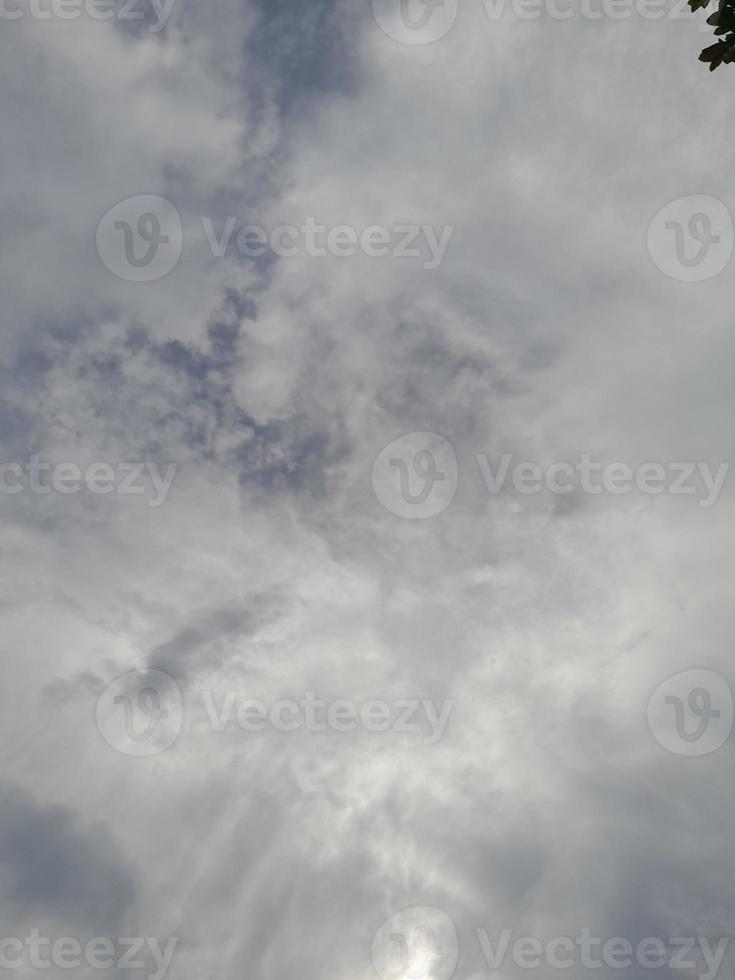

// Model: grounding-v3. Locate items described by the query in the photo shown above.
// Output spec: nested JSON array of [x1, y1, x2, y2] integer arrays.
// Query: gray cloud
[[0, 787, 136, 934], [1, 3, 734, 980]]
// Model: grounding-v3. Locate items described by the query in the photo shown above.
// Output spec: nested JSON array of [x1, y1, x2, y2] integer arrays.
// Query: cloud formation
[[1, 3, 734, 980]]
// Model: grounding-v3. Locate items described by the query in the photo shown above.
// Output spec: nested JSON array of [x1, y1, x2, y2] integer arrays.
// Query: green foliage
[[692, 0, 735, 68]]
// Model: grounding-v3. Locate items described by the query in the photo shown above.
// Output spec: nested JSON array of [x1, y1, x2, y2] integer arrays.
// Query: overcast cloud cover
[[1, 2, 735, 979]]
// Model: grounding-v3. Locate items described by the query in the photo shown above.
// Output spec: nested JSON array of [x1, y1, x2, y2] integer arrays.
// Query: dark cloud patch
[[0, 786, 136, 934], [147, 590, 292, 683], [218, 290, 258, 325], [207, 321, 242, 367], [110, 0, 177, 38], [374, 330, 504, 437], [246, 0, 359, 117], [0, 396, 34, 458], [26, 322, 350, 497], [34, 320, 347, 499], [231, 417, 348, 498]]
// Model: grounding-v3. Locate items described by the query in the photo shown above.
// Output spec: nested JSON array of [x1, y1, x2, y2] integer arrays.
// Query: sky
[[1, 2, 735, 980]]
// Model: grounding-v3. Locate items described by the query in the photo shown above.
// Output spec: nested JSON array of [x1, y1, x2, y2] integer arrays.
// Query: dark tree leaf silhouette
[[692, 0, 735, 68]]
